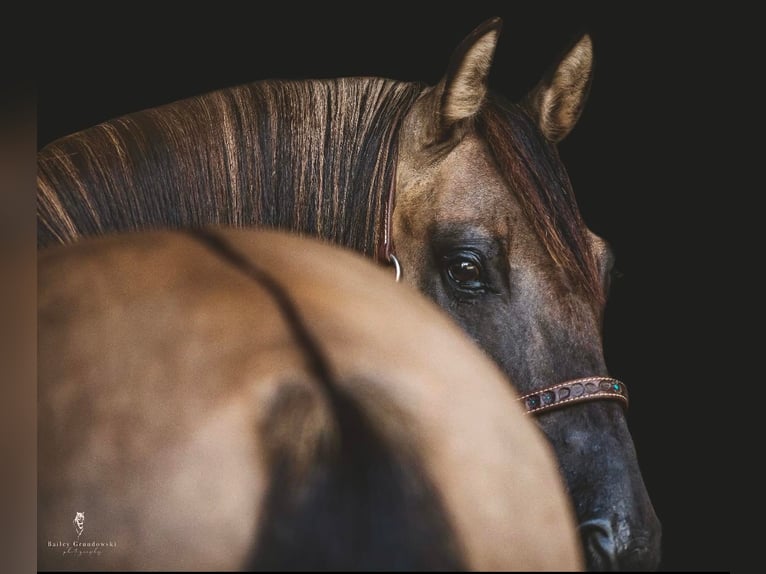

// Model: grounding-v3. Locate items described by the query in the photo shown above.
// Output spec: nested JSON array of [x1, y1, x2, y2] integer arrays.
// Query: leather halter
[[518, 377, 628, 415], [376, 172, 628, 415], [377, 166, 401, 282]]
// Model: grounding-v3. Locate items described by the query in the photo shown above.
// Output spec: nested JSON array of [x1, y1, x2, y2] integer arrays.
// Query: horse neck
[[37, 78, 423, 256]]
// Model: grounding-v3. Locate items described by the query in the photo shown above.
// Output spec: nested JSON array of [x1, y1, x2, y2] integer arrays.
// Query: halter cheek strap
[[518, 377, 628, 415], [377, 164, 402, 282]]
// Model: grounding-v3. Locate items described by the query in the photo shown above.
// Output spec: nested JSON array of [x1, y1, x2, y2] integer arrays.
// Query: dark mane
[[477, 95, 603, 305], [37, 78, 423, 254]]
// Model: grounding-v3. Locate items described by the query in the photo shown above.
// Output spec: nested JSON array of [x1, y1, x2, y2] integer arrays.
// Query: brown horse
[[38, 228, 582, 571], [37, 17, 661, 569]]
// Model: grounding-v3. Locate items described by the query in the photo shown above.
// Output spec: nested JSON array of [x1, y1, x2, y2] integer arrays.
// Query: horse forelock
[[37, 78, 424, 255], [477, 96, 603, 306]]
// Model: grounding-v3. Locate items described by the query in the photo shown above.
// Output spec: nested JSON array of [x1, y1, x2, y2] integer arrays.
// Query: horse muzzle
[[531, 389, 662, 572], [579, 515, 662, 571]]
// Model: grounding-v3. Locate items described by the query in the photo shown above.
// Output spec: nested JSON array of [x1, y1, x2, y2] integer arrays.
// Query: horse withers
[[37, 228, 581, 571], [37, 17, 661, 570]]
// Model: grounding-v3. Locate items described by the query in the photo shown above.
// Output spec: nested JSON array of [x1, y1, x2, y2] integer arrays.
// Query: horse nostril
[[580, 519, 619, 571], [579, 518, 660, 572]]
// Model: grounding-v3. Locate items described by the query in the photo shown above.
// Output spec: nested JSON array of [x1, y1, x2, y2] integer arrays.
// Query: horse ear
[[437, 17, 503, 127], [523, 34, 594, 143]]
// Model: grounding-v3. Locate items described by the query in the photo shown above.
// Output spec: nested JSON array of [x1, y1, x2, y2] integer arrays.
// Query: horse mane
[[37, 78, 424, 255], [37, 76, 601, 304], [477, 94, 603, 305]]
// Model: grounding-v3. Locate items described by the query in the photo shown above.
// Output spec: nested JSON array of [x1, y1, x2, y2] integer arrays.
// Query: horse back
[[37, 229, 582, 571]]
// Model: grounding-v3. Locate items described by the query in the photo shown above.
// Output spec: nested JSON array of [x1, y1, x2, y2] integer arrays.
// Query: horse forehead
[[405, 136, 516, 225], [439, 136, 506, 190]]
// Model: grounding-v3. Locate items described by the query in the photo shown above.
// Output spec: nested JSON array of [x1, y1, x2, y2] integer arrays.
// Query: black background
[[37, 3, 728, 572]]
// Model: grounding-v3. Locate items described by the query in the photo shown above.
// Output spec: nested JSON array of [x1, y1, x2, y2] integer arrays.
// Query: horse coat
[[37, 228, 582, 571]]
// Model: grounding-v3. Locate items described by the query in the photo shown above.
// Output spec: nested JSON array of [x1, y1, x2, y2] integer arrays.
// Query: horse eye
[[443, 252, 485, 292], [448, 260, 481, 283]]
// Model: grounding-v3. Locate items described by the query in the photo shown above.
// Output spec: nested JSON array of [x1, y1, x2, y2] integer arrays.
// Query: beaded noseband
[[518, 376, 628, 415], [376, 169, 629, 416]]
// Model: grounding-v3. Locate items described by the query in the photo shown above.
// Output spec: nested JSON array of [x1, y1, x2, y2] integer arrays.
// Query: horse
[[37, 17, 661, 570], [37, 228, 583, 571]]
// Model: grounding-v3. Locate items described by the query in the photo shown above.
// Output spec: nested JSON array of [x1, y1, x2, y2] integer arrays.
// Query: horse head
[[394, 17, 661, 571]]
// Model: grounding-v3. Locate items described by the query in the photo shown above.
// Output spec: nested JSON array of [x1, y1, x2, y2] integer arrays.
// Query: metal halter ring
[[389, 253, 402, 282]]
